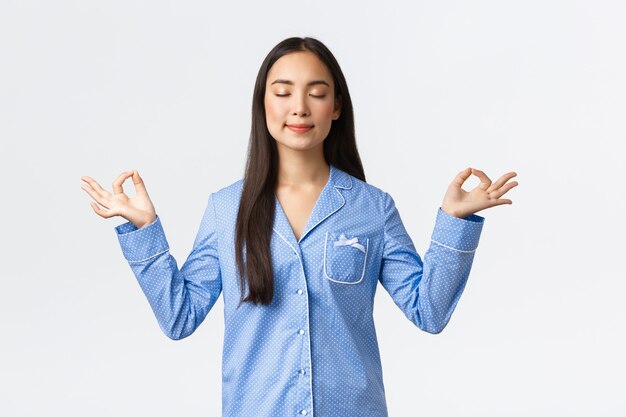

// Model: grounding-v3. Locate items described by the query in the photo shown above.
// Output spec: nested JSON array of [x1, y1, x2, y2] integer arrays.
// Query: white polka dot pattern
[[114, 163, 485, 416]]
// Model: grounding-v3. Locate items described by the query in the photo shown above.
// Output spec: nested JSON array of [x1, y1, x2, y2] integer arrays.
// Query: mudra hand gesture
[[441, 168, 518, 219], [80, 169, 157, 229]]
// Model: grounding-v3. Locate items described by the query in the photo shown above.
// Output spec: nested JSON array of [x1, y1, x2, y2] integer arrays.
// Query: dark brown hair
[[235, 36, 366, 306]]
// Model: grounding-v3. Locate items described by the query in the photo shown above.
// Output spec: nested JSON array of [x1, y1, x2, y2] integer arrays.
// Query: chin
[[276, 139, 324, 152]]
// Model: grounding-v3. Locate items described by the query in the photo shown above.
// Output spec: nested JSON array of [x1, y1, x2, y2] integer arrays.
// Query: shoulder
[[210, 178, 243, 207], [213, 178, 244, 197], [341, 169, 390, 207], [335, 168, 392, 223], [354, 176, 387, 198]]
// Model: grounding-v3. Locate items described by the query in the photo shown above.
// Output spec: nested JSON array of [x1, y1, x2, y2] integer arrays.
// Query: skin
[[80, 169, 156, 228], [79, 51, 518, 227], [264, 50, 341, 186], [264, 50, 341, 240], [441, 167, 518, 219]]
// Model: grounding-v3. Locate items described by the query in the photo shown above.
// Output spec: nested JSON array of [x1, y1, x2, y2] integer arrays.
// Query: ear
[[332, 95, 342, 120]]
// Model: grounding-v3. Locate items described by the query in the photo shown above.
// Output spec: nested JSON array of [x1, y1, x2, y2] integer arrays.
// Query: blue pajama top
[[115, 163, 485, 417]]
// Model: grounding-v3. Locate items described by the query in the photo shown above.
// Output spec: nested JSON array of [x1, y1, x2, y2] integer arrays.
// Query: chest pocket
[[323, 231, 369, 284]]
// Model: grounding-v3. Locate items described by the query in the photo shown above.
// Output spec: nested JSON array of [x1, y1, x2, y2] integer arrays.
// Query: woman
[[80, 36, 517, 416]]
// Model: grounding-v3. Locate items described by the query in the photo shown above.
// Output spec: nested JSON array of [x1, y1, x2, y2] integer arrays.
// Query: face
[[264, 51, 341, 155]]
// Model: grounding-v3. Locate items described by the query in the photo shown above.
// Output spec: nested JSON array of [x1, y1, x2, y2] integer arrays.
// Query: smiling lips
[[286, 124, 313, 133]]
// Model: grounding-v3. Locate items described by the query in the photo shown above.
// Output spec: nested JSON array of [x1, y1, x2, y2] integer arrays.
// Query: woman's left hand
[[441, 167, 518, 218]]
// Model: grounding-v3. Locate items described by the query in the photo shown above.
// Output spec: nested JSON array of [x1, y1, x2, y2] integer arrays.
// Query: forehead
[[266, 51, 333, 87]]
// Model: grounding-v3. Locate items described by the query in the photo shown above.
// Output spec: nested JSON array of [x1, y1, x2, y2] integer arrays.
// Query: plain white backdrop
[[1, 0, 624, 415]]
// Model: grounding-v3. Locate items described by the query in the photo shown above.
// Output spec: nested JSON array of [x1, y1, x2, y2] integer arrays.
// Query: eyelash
[[275, 93, 326, 98]]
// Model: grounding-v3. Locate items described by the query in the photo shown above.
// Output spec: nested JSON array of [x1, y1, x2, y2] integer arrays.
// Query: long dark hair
[[235, 36, 366, 306]]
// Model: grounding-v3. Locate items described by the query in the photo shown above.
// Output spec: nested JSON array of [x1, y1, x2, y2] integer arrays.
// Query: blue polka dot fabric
[[115, 163, 485, 416]]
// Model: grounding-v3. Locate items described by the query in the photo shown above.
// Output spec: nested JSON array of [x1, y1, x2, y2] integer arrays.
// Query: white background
[[1, 0, 625, 416]]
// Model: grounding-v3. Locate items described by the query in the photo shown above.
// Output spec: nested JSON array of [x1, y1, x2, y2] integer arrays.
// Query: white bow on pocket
[[334, 233, 366, 253]]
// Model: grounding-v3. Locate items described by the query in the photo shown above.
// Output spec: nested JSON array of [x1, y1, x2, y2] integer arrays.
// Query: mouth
[[286, 124, 313, 133]]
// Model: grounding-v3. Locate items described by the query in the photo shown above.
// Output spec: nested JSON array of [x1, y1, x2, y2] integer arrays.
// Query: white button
[[298, 329, 305, 335], [300, 410, 307, 415], [297, 289, 303, 295], [299, 369, 306, 375]]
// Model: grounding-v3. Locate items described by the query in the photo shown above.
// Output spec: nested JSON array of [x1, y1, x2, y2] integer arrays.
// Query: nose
[[292, 93, 310, 117]]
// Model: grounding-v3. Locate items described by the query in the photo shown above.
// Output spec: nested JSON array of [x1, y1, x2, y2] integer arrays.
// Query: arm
[[115, 193, 222, 340], [378, 192, 484, 334]]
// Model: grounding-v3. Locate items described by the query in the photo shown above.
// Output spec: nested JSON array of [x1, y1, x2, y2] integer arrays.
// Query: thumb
[[451, 167, 472, 187], [131, 169, 149, 195]]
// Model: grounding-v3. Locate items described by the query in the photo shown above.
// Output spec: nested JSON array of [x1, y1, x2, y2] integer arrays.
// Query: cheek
[[319, 101, 337, 119], [264, 98, 284, 123]]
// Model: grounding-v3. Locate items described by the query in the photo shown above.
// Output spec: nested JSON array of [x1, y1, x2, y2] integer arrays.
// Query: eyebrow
[[270, 79, 330, 87]]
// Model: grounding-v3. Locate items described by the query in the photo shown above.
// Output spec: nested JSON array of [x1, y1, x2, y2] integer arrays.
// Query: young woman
[[80, 36, 517, 416]]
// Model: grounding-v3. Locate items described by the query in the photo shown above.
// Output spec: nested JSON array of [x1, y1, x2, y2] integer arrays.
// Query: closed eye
[[274, 93, 327, 98]]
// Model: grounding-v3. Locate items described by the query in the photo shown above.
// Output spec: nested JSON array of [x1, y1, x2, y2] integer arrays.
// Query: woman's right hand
[[80, 169, 157, 229]]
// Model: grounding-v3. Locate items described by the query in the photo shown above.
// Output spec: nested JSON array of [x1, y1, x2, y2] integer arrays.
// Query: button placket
[[290, 243, 312, 417], [272, 228, 315, 415]]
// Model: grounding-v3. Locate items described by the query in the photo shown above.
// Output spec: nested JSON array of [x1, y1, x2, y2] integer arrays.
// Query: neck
[[276, 152, 330, 187]]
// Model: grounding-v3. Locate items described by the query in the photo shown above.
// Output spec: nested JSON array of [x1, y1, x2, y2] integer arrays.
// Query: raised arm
[[378, 167, 517, 333], [378, 192, 484, 334], [80, 170, 222, 340]]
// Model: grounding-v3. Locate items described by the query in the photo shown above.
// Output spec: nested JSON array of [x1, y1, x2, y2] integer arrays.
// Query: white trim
[[299, 185, 346, 244], [323, 231, 369, 285], [126, 248, 170, 264], [430, 239, 476, 253]]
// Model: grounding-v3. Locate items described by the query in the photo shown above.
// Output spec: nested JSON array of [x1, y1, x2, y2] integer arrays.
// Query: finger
[[490, 181, 518, 199], [81, 184, 111, 209], [471, 168, 492, 190], [131, 169, 149, 195], [494, 199, 513, 206], [451, 167, 473, 187], [486, 171, 517, 193], [80, 176, 109, 198], [112, 171, 133, 195], [90, 201, 115, 218]]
